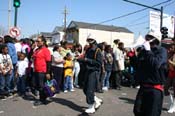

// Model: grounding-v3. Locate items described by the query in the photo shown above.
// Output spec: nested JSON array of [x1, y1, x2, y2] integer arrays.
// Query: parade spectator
[[15, 52, 28, 97], [63, 52, 74, 92], [96, 42, 105, 93], [103, 45, 113, 91], [52, 45, 65, 92], [32, 35, 51, 106], [4, 35, 18, 93], [83, 38, 103, 114], [164, 44, 175, 113], [0, 44, 13, 95], [21, 38, 30, 57], [14, 38, 22, 58], [133, 30, 167, 116], [113, 42, 125, 90], [73, 44, 81, 88]]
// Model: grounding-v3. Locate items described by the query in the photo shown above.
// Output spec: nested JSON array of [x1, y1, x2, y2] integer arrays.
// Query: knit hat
[[146, 30, 162, 42], [86, 38, 97, 45]]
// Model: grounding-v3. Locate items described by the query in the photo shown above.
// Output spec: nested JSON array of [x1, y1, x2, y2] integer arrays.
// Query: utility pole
[[123, 0, 163, 31], [62, 6, 68, 41], [8, 0, 12, 30], [63, 6, 68, 32]]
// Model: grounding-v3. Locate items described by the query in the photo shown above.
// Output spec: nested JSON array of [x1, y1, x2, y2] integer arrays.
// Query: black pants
[[164, 77, 175, 97], [114, 71, 122, 88], [52, 66, 63, 92], [134, 87, 163, 116], [33, 72, 47, 102], [83, 70, 97, 104]]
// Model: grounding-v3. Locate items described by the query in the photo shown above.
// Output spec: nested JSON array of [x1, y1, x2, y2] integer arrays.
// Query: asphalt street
[[0, 87, 174, 116]]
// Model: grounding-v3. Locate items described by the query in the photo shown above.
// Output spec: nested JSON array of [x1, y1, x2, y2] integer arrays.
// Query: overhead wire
[[84, 0, 172, 29], [121, 0, 175, 29]]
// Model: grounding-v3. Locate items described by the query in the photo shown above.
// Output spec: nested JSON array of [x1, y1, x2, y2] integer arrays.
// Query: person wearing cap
[[133, 30, 168, 116], [82, 38, 103, 114]]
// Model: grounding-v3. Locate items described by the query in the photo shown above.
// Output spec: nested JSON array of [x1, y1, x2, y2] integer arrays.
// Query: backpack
[[94, 48, 101, 60]]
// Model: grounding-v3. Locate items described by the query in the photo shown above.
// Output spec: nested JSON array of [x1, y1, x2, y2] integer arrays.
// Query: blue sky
[[0, 0, 175, 38]]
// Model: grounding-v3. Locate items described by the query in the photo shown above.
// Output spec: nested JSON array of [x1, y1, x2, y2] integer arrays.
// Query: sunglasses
[[36, 40, 42, 42]]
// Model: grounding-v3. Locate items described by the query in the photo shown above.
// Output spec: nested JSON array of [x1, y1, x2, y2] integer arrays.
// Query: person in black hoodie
[[133, 30, 168, 116], [82, 38, 103, 114]]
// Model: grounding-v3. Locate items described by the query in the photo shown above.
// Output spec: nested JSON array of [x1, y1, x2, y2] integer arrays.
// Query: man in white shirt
[[113, 42, 125, 90]]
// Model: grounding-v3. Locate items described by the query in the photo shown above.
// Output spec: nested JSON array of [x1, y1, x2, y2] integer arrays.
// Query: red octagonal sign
[[9, 27, 21, 38]]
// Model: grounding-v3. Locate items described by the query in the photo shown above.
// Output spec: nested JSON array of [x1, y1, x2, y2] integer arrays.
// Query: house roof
[[40, 32, 52, 38], [53, 26, 64, 33], [67, 21, 133, 33]]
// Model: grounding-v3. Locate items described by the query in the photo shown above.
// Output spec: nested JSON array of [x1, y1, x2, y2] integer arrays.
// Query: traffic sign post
[[9, 27, 21, 38]]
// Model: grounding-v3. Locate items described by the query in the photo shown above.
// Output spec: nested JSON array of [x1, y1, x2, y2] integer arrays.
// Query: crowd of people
[[0, 30, 175, 115]]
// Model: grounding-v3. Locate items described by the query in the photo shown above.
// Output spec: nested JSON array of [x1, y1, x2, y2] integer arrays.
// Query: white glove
[[143, 41, 151, 51]]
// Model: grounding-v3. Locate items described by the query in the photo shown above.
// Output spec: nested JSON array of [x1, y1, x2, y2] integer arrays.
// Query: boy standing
[[15, 52, 28, 96]]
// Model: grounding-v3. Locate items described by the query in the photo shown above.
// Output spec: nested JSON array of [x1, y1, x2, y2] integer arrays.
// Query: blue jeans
[[73, 61, 80, 86], [103, 71, 111, 88], [17, 75, 26, 94], [0, 73, 11, 93], [64, 76, 72, 91], [10, 64, 17, 91]]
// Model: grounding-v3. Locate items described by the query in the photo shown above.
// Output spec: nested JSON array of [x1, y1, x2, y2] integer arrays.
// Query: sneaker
[[75, 85, 80, 88], [7, 93, 13, 98], [102, 87, 108, 91], [136, 86, 140, 89], [95, 101, 101, 109], [85, 104, 95, 114], [70, 89, 75, 92], [64, 90, 68, 93], [52, 94, 56, 98]]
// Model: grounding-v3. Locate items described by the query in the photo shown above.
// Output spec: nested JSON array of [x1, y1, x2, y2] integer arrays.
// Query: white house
[[66, 21, 134, 48], [52, 26, 64, 44]]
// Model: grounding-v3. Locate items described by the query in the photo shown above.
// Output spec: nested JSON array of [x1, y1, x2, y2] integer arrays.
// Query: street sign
[[9, 27, 21, 37]]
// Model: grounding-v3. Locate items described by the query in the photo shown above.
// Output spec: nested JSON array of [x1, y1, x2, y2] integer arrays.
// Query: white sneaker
[[85, 104, 95, 114], [95, 101, 101, 109], [102, 87, 108, 91], [168, 100, 175, 113], [136, 86, 140, 89], [70, 89, 75, 92], [52, 94, 56, 98], [94, 96, 103, 103], [64, 90, 68, 93]]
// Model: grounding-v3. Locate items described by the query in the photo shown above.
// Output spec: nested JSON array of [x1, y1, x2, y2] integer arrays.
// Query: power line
[[126, 21, 149, 27], [164, 0, 175, 8], [124, 0, 174, 28], [124, 14, 148, 27], [85, 0, 172, 28]]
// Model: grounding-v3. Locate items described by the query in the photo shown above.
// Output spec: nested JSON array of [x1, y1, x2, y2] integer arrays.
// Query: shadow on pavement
[[119, 97, 135, 104], [78, 112, 92, 116], [51, 97, 86, 113]]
